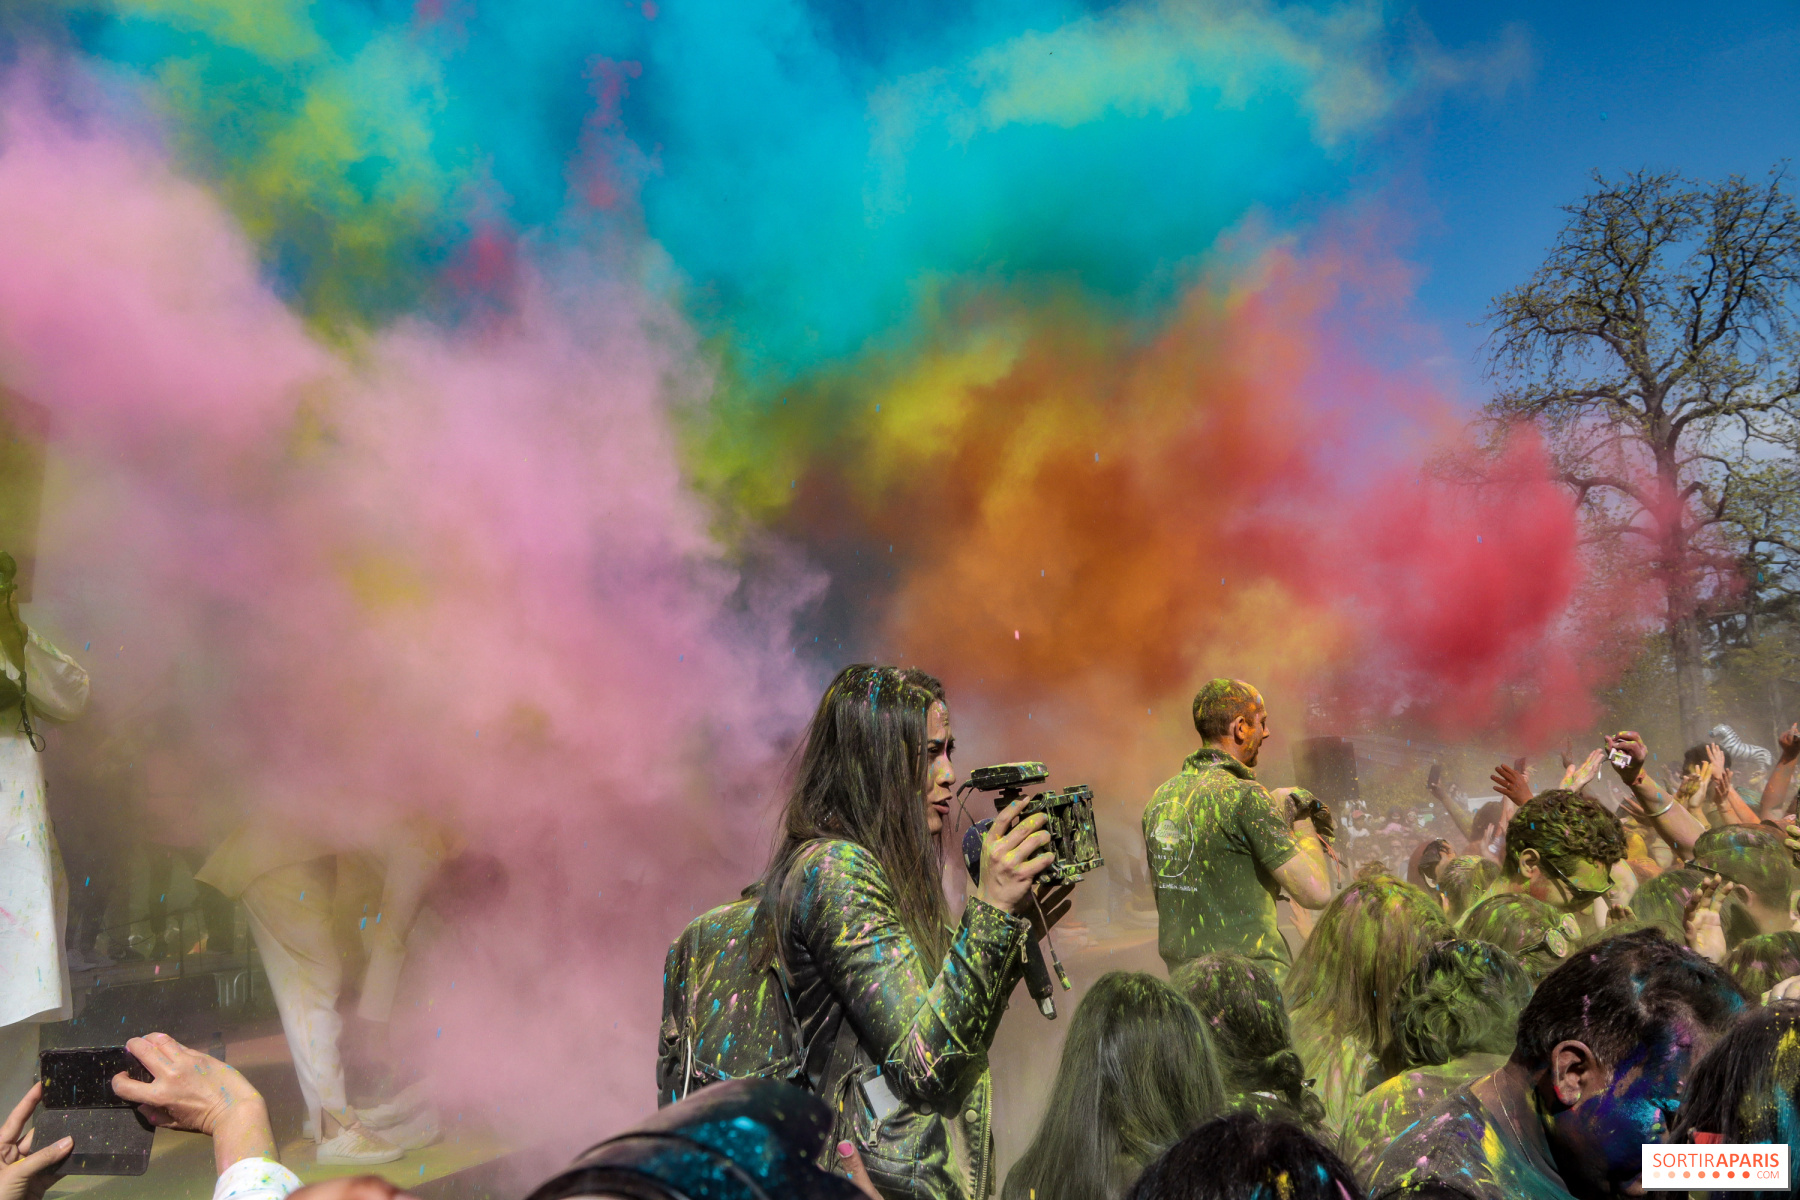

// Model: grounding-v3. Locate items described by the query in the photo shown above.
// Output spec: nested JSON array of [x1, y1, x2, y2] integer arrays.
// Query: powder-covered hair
[[1285, 875, 1453, 1062], [1458, 894, 1575, 983], [1003, 972, 1227, 1200], [1384, 939, 1532, 1074], [1631, 866, 1712, 942], [1511, 928, 1747, 1073], [1671, 999, 1800, 1151], [1695, 823, 1798, 910], [1437, 855, 1499, 919], [1123, 1113, 1366, 1200], [1725, 930, 1800, 997], [1501, 789, 1625, 882], [1171, 954, 1326, 1127], [1191, 679, 1262, 742]]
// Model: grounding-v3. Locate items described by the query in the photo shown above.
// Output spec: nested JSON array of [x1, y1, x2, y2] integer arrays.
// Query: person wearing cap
[[1692, 823, 1799, 937]]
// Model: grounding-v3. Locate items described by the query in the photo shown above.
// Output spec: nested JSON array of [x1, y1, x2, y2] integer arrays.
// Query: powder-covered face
[[923, 701, 955, 835], [1548, 1020, 1714, 1197], [1522, 853, 1615, 914]]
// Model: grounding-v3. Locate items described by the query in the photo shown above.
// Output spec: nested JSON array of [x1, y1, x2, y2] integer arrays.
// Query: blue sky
[[1396, 0, 1799, 402]]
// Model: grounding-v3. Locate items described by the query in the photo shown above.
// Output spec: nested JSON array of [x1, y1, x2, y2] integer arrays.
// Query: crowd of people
[[10, 655, 1800, 1200], [657, 668, 1800, 1200]]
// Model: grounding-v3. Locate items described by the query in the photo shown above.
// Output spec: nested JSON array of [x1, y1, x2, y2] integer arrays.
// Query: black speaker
[[1295, 737, 1359, 804], [0, 389, 48, 603]]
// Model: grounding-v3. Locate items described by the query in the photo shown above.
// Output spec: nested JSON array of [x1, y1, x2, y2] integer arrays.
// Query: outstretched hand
[[1704, 744, 1730, 797], [1781, 725, 1800, 765], [1684, 875, 1746, 964], [1490, 763, 1533, 808], [1605, 731, 1648, 783], [0, 1085, 70, 1200], [1560, 748, 1605, 792]]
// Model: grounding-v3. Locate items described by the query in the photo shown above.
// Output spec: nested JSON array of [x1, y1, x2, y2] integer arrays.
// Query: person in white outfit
[[196, 819, 446, 1166], [0, 551, 89, 1112]]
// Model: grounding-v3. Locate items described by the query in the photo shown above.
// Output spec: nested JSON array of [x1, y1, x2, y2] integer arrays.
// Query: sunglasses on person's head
[[1541, 856, 1612, 907], [1517, 914, 1581, 960]]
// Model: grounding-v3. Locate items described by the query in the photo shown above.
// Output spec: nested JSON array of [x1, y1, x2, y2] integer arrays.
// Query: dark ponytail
[[1258, 1049, 1326, 1126]]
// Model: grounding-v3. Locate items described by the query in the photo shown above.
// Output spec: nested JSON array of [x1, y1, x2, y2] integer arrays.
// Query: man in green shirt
[[1141, 679, 1333, 979]]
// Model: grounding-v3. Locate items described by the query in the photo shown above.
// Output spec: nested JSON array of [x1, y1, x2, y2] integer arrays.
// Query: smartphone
[[35, 1048, 155, 1175]]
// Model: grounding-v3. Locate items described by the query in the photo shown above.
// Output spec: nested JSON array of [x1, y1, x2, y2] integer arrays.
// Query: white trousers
[[0, 1021, 37, 1121], [356, 842, 439, 1025], [241, 859, 347, 1123]]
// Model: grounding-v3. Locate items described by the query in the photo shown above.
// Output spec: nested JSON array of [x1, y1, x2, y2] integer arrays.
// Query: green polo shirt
[[1141, 747, 1301, 976]]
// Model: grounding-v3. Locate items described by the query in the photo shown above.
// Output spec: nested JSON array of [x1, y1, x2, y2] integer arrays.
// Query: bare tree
[[1486, 168, 1800, 742]]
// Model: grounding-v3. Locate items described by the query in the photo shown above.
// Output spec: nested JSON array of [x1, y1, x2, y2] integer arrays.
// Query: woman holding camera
[[756, 664, 1066, 1200]]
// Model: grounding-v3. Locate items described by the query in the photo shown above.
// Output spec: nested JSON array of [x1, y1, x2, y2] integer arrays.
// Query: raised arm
[[786, 838, 1031, 1105], [1426, 765, 1474, 838], [1760, 725, 1800, 822], [1606, 731, 1701, 860]]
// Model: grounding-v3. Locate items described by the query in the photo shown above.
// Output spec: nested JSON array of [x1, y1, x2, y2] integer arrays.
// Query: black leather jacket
[[776, 839, 1029, 1200]]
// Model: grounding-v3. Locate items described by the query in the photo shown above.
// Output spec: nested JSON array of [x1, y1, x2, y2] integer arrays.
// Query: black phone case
[[32, 1108, 154, 1175], [36, 1047, 156, 1175]]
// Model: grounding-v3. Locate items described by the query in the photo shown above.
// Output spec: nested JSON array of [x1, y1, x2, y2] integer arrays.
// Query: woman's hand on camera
[[978, 797, 1054, 914], [0, 1084, 71, 1200]]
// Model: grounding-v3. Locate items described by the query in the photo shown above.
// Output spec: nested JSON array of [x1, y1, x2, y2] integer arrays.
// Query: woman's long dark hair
[[1170, 954, 1325, 1127], [756, 664, 950, 967], [1003, 972, 1227, 1200]]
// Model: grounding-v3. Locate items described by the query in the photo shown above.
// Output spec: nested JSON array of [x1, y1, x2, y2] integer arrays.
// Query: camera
[[960, 762, 1104, 886], [1284, 786, 1335, 840]]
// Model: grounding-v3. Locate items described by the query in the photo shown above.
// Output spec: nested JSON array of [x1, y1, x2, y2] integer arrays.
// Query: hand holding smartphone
[[33, 1048, 155, 1175]]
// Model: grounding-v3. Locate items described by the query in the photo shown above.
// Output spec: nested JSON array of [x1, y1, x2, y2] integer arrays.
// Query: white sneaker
[[302, 1117, 318, 1142], [376, 1107, 440, 1151], [357, 1081, 432, 1129], [316, 1123, 404, 1166]]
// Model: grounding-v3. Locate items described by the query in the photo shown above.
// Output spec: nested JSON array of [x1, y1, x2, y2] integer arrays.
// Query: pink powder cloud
[[0, 70, 817, 1144]]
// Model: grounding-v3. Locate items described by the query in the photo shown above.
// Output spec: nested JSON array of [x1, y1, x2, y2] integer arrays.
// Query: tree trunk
[[1668, 607, 1707, 746], [1654, 434, 1707, 745]]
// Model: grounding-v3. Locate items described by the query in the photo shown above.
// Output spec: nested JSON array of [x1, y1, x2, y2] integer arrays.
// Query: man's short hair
[[1694, 824, 1797, 910], [1192, 679, 1263, 741], [1502, 789, 1626, 880], [1437, 855, 1500, 919], [1511, 927, 1747, 1072]]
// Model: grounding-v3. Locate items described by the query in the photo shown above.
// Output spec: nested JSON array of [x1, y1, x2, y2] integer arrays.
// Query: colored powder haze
[[0, 0, 1643, 1145]]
